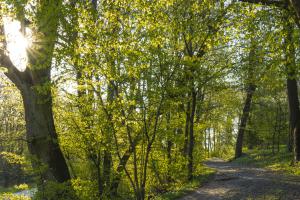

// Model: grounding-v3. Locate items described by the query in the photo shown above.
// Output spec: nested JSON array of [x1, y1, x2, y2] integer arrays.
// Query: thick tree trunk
[[284, 18, 300, 161], [287, 79, 300, 161], [21, 84, 70, 182], [235, 84, 256, 159], [0, 0, 70, 184]]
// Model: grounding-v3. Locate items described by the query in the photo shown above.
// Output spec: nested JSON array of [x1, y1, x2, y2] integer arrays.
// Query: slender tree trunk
[[272, 129, 276, 154], [208, 128, 211, 156], [166, 112, 173, 182], [103, 151, 112, 192], [272, 106, 278, 154], [235, 84, 256, 158], [184, 99, 191, 155], [235, 39, 257, 159], [204, 130, 207, 154], [187, 89, 196, 180], [277, 104, 282, 152], [213, 128, 216, 152], [288, 123, 293, 152], [96, 160, 103, 198]]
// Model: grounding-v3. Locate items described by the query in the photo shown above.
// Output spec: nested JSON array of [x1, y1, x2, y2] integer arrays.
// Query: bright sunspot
[[4, 18, 31, 72]]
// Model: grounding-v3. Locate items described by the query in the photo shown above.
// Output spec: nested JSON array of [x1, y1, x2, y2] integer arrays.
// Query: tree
[[235, 41, 257, 158], [239, 0, 300, 163], [0, 1, 70, 183], [283, 14, 300, 160]]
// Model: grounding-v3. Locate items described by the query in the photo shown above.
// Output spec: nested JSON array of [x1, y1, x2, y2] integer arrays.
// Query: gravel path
[[179, 158, 300, 200]]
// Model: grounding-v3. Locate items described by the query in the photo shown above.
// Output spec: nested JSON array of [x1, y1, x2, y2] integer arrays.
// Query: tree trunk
[[235, 38, 257, 159], [288, 123, 293, 152], [21, 84, 70, 182], [272, 129, 276, 154], [287, 79, 300, 161], [0, 0, 70, 184], [103, 150, 112, 194], [235, 84, 256, 158], [183, 99, 190, 155], [284, 18, 300, 161], [208, 128, 211, 156], [187, 90, 196, 180], [166, 112, 172, 182], [110, 151, 131, 196], [96, 160, 103, 198]]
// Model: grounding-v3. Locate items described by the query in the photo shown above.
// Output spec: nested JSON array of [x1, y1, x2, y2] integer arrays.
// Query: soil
[[179, 158, 300, 200]]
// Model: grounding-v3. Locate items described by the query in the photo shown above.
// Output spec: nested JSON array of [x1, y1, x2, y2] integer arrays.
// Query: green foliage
[[1, 152, 26, 165], [0, 0, 299, 199], [33, 181, 77, 200], [71, 178, 98, 200], [0, 193, 30, 200], [153, 166, 215, 200], [233, 147, 300, 176]]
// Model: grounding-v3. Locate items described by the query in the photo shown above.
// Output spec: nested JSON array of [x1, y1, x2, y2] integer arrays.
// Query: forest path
[[179, 158, 300, 200]]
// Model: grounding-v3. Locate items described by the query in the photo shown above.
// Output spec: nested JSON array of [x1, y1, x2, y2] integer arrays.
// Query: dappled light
[[0, 1, 300, 200]]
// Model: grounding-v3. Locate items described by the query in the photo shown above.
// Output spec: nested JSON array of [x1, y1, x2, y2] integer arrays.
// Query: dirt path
[[179, 158, 300, 200]]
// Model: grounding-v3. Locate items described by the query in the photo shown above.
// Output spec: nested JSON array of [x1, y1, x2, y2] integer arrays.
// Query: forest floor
[[179, 157, 300, 200]]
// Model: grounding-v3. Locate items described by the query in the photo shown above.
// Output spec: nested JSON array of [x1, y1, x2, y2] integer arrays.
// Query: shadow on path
[[179, 158, 300, 200]]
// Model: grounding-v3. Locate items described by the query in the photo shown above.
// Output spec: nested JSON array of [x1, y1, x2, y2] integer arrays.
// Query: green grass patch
[[154, 166, 215, 200], [232, 146, 300, 175]]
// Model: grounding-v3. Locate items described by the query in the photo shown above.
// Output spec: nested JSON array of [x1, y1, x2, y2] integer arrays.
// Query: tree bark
[[21, 83, 70, 182], [183, 99, 191, 155], [187, 89, 196, 180], [284, 18, 300, 161], [287, 79, 300, 161], [235, 84, 256, 158]]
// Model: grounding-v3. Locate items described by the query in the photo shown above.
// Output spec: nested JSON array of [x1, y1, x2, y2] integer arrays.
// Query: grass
[[154, 166, 215, 200], [233, 146, 300, 176]]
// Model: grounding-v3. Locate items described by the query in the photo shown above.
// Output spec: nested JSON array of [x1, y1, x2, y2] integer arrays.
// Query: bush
[[33, 181, 78, 200], [71, 178, 98, 200]]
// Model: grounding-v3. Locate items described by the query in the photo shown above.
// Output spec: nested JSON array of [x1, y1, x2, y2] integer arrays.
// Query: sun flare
[[4, 18, 32, 72]]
